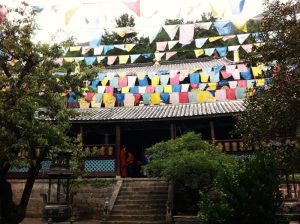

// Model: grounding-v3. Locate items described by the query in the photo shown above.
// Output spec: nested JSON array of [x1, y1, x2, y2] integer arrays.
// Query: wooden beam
[[115, 124, 121, 176]]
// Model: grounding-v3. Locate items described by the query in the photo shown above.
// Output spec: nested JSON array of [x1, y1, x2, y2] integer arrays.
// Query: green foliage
[[199, 150, 282, 224], [145, 132, 234, 190], [0, 2, 96, 181], [236, 0, 300, 146]]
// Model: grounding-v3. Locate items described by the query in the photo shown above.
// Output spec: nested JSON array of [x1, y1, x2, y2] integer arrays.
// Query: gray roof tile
[[70, 100, 245, 123]]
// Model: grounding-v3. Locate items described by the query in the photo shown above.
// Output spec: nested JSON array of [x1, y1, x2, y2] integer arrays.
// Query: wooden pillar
[[210, 120, 215, 141], [115, 124, 121, 176], [170, 123, 176, 140], [80, 125, 84, 144], [104, 133, 109, 145]]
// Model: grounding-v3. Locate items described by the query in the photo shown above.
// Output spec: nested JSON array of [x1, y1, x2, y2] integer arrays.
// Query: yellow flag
[[256, 79, 265, 86], [78, 98, 90, 109], [197, 91, 215, 102], [232, 19, 248, 32], [137, 71, 147, 79], [234, 50, 240, 63], [125, 44, 136, 52], [114, 28, 126, 37], [119, 55, 129, 64], [164, 85, 172, 93], [209, 0, 225, 18], [207, 82, 217, 90], [64, 57, 75, 63], [65, 7, 79, 25], [69, 46, 81, 52], [252, 67, 262, 77], [151, 75, 160, 87], [194, 49, 204, 58], [151, 93, 161, 105], [121, 87, 130, 93], [103, 93, 115, 108], [254, 42, 265, 47], [208, 36, 222, 42], [200, 72, 209, 83], [101, 77, 109, 86]]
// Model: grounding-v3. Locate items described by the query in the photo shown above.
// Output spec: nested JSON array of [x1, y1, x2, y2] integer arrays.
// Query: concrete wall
[[10, 179, 115, 220]]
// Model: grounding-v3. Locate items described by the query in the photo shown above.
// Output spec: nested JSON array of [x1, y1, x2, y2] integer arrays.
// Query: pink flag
[[81, 46, 92, 55], [156, 42, 168, 51], [237, 64, 248, 72], [119, 76, 128, 87], [166, 51, 177, 60], [221, 70, 232, 79], [121, 0, 140, 16], [53, 58, 63, 66], [179, 24, 194, 45], [223, 35, 236, 41], [107, 56, 117, 65], [237, 80, 247, 88], [241, 44, 253, 53], [179, 70, 189, 81]]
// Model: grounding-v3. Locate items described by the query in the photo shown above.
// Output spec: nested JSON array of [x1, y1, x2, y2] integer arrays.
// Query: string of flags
[[66, 63, 271, 109], [59, 42, 264, 66], [59, 32, 266, 66]]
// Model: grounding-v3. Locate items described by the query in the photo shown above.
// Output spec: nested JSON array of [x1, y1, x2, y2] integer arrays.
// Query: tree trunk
[[0, 154, 45, 224]]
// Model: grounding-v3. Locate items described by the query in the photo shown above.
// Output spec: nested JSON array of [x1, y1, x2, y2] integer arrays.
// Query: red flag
[[122, 0, 140, 16]]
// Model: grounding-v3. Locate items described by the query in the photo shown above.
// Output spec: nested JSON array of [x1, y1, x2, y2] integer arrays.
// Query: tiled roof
[[71, 100, 245, 123], [104, 57, 233, 74]]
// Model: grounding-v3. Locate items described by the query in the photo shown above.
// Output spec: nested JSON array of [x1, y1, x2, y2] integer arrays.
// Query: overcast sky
[[0, 0, 268, 43]]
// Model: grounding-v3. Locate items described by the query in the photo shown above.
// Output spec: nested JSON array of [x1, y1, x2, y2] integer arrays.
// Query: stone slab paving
[[21, 218, 99, 224]]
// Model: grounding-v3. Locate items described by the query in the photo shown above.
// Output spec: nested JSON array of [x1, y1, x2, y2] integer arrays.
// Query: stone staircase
[[101, 178, 168, 224]]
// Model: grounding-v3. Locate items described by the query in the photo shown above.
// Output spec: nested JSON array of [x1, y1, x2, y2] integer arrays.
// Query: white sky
[[0, 0, 267, 44]]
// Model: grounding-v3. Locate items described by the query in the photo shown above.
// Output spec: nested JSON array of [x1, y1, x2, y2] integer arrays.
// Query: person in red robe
[[119, 145, 127, 177]]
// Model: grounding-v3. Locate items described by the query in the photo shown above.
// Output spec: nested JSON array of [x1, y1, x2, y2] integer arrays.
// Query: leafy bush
[[199, 150, 282, 224]]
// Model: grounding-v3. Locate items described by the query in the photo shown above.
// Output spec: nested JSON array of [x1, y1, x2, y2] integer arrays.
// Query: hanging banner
[[229, 0, 245, 14], [179, 24, 194, 46], [121, 0, 140, 16], [214, 21, 233, 35], [195, 38, 208, 48], [232, 19, 248, 32], [166, 51, 177, 60], [194, 49, 204, 58], [107, 56, 117, 65], [125, 44, 136, 52], [163, 25, 179, 40], [130, 54, 140, 63], [204, 48, 215, 56], [168, 40, 179, 50], [156, 42, 168, 51], [119, 55, 130, 64], [237, 33, 250, 44]]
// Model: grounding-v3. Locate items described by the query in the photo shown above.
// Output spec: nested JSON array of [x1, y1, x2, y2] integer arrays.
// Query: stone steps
[[112, 208, 165, 215], [108, 214, 165, 221], [104, 179, 168, 223], [101, 221, 166, 224]]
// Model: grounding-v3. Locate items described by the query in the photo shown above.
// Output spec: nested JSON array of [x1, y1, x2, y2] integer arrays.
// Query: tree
[[145, 132, 234, 214], [198, 150, 282, 224], [0, 3, 93, 223], [236, 0, 300, 145], [235, 0, 300, 197]]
